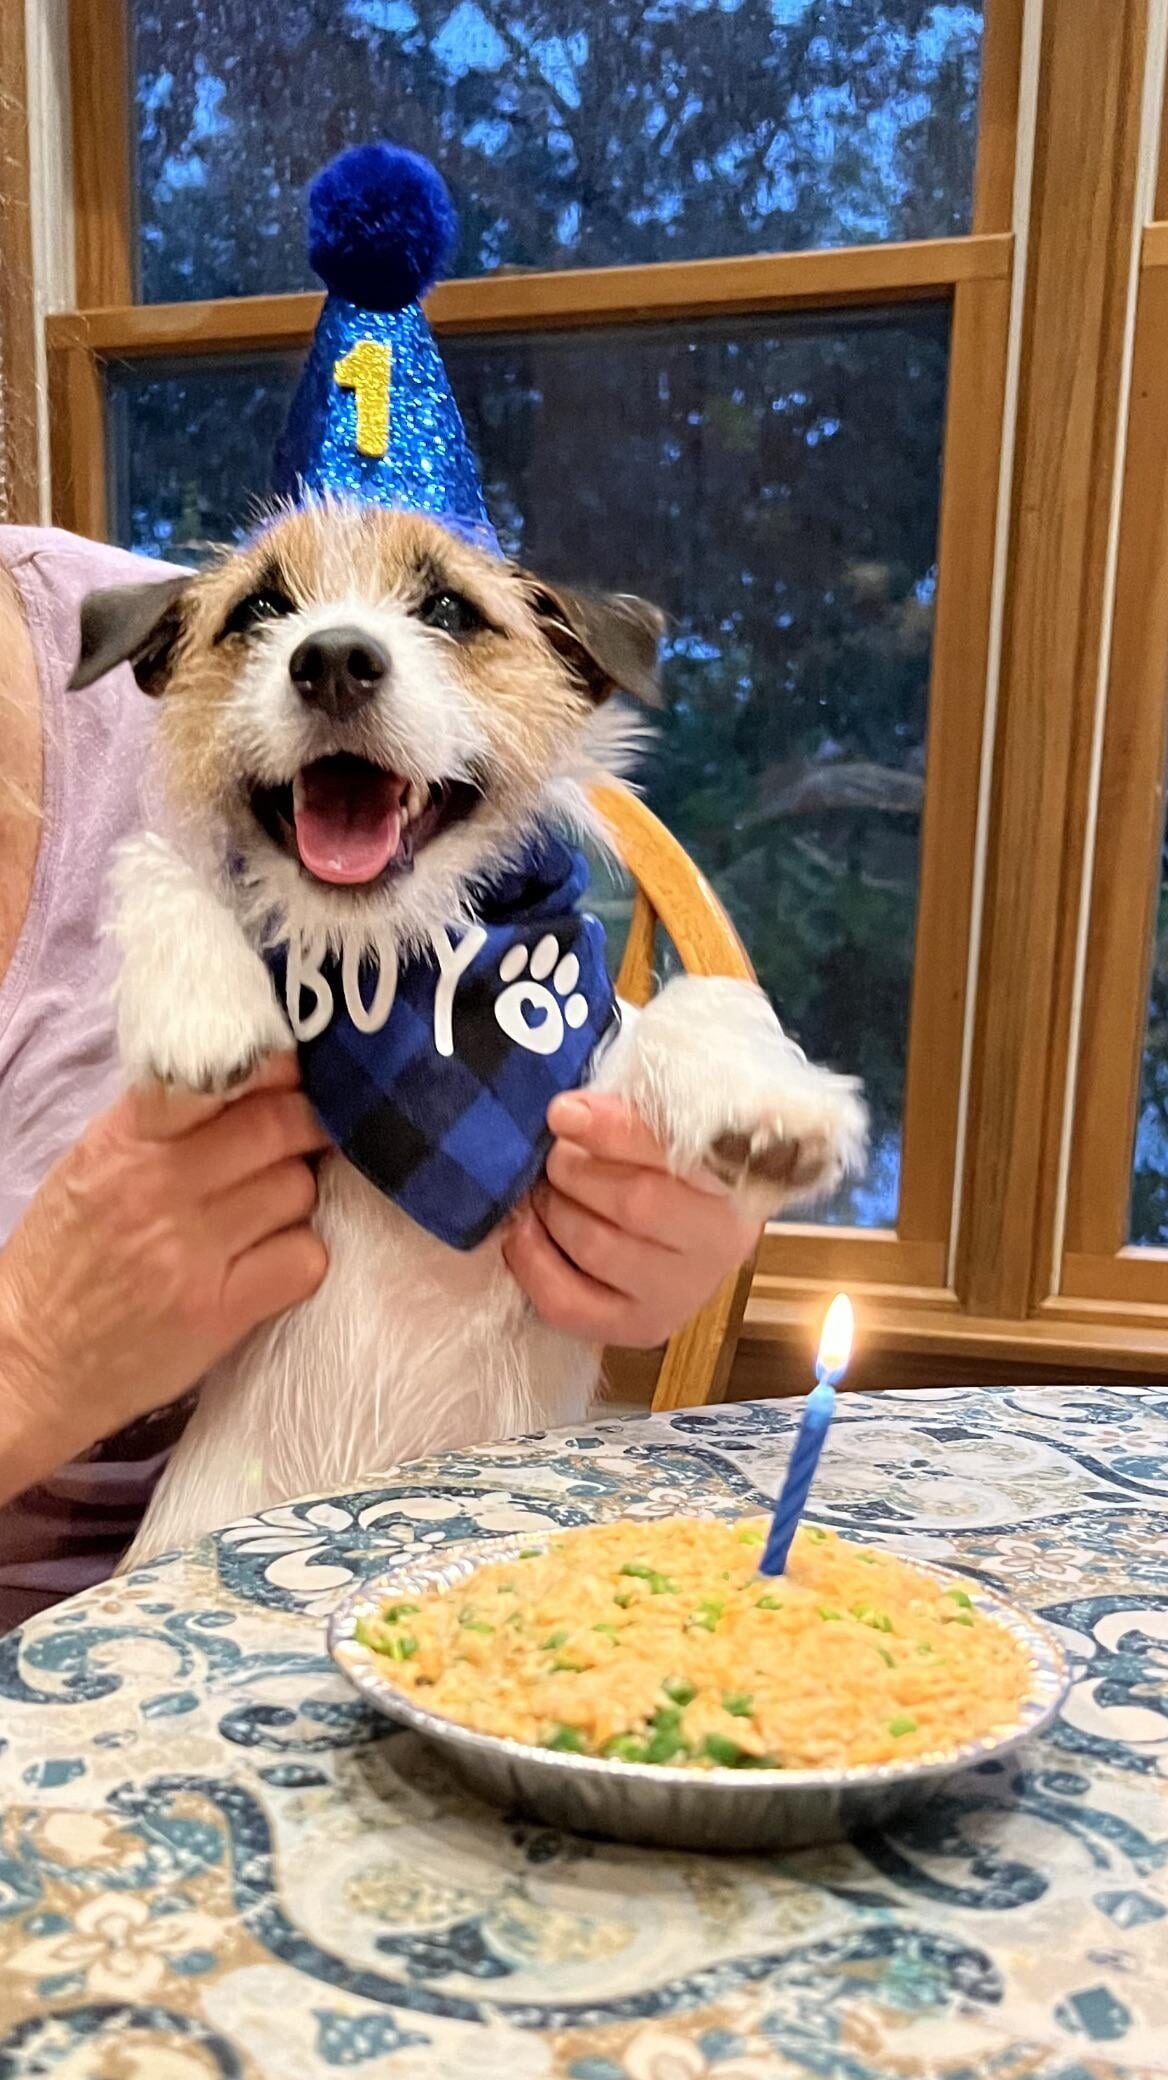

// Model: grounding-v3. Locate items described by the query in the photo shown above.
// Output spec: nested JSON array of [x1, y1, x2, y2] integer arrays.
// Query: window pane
[[107, 304, 949, 1224], [106, 354, 300, 559], [131, 2, 984, 301], [1130, 820, 1168, 1244]]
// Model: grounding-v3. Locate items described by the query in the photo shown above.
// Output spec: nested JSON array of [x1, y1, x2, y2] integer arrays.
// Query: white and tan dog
[[71, 501, 866, 1563]]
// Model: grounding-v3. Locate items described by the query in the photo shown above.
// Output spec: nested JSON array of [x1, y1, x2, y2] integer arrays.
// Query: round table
[[1, 1388, 1166, 2078]]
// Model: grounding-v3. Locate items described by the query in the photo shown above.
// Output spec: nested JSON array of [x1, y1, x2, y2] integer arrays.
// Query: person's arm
[[504, 1091, 762, 1347], [0, 1055, 328, 1508], [0, 1337, 76, 1503]]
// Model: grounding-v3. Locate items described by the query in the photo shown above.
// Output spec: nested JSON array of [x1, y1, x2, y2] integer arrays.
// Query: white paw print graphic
[[495, 934, 589, 1055]]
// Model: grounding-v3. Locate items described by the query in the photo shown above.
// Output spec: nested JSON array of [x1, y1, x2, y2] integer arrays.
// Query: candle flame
[[816, 1293, 854, 1379]]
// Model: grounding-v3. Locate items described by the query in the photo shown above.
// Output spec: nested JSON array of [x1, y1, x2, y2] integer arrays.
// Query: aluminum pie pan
[[327, 1529, 1071, 1852]]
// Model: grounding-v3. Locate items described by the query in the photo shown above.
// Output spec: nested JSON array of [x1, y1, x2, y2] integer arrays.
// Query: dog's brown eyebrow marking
[[409, 551, 503, 633], [411, 551, 459, 599], [213, 561, 295, 643]]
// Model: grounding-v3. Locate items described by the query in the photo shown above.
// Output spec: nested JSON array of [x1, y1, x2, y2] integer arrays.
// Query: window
[[58, 0, 1168, 1391], [64, 0, 1014, 1284], [1051, 206, 1168, 1316], [129, 2, 986, 299], [58, 0, 1019, 1355], [1131, 821, 1168, 1248], [108, 308, 949, 1226]]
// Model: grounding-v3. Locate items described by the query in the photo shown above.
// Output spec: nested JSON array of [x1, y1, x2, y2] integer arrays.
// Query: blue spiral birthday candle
[[760, 1294, 854, 1576], [272, 142, 498, 554]]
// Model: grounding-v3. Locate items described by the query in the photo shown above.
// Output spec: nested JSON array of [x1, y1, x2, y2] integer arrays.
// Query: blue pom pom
[[307, 144, 457, 312]]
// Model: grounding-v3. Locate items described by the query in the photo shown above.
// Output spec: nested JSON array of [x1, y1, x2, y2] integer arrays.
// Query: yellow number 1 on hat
[[334, 340, 391, 459]]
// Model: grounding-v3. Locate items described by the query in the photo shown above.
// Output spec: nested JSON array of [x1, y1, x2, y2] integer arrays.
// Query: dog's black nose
[[289, 627, 388, 721]]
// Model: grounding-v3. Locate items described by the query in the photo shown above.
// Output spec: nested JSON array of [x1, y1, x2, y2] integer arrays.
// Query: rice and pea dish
[[354, 1517, 1033, 1772]]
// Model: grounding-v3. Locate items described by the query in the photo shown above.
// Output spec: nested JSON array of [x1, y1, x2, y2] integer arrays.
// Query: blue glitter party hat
[[273, 143, 498, 553]]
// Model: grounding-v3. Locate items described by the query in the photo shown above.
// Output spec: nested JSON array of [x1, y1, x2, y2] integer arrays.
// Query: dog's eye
[[218, 586, 296, 640], [417, 589, 487, 638]]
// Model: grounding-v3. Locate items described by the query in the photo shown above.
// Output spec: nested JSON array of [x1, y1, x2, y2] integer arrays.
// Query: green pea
[[592, 1623, 621, 1642], [646, 1729, 690, 1765], [757, 1594, 782, 1611], [603, 1735, 649, 1763], [662, 1677, 696, 1706], [688, 1597, 724, 1633], [852, 1605, 894, 1633], [381, 1602, 421, 1621], [737, 1526, 765, 1547], [722, 1693, 754, 1718], [387, 1635, 418, 1662], [545, 1725, 587, 1753], [541, 1629, 570, 1650], [946, 1588, 974, 1609], [614, 1591, 636, 1609], [460, 1620, 495, 1637], [703, 1733, 748, 1768], [877, 1647, 895, 1668], [552, 1658, 588, 1674], [519, 1548, 542, 1559], [944, 1611, 976, 1628], [806, 1527, 828, 1544], [888, 1714, 918, 1738], [619, 1563, 676, 1594], [817, 1606, 844, 1622]]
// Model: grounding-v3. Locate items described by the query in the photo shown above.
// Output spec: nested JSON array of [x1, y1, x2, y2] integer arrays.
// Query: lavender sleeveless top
[[0, 528, 193, 1629]]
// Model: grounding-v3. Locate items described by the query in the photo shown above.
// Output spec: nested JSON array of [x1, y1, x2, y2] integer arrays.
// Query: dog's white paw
[[594, 973, 867, 1216], [703, 1065, 868, 1215], [111, 834, 292, 1094], [124, 986, 292, 1096]]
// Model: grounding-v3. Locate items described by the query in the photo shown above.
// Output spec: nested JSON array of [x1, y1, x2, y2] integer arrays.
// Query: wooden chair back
[[589, 782, 759, 1412]]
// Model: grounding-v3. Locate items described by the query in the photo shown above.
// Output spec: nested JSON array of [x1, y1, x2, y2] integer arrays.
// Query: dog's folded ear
[[69, 574, 191, 696], [521, 575, 665, 707]]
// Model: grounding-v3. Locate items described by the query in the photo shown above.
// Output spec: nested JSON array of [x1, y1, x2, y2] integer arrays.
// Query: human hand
[[0, 1054, 329, 1501], [502, 1091, 762, 1347]]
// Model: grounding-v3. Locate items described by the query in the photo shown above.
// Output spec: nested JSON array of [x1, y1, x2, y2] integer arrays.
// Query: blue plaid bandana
[[265, 834, 618, 1251]]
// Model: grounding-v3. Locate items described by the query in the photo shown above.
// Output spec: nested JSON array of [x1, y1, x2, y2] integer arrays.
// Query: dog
[[70, 500, 867, 1564]]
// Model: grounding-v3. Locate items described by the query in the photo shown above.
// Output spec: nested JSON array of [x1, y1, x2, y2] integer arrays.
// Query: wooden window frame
[[0, 0, 40, 524], [1051, 130, 1168, 1318], [52, 0, 1022, 1301], [44, 221, 1015, 1301], [946, 0, 1168, 1376], [54, 0, 1168, 1388]]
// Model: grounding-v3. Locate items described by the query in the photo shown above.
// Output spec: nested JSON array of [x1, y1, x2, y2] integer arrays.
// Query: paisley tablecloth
[[1, 1387, 1166, 2080]]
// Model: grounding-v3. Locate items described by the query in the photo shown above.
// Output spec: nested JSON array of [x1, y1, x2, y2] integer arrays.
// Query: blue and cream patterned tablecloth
[[1, 1387, 1166, 2079]]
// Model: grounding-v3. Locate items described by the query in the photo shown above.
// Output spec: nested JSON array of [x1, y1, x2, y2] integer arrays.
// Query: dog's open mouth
[[248, 754, 481, 887]]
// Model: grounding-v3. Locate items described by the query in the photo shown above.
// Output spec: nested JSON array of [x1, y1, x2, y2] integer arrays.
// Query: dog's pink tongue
[[293, 756, 404, 886]]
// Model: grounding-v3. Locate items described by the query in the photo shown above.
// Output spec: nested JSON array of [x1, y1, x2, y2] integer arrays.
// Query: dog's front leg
[[594, 977, 868, 1222], [110, 835, 291, 1092]]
